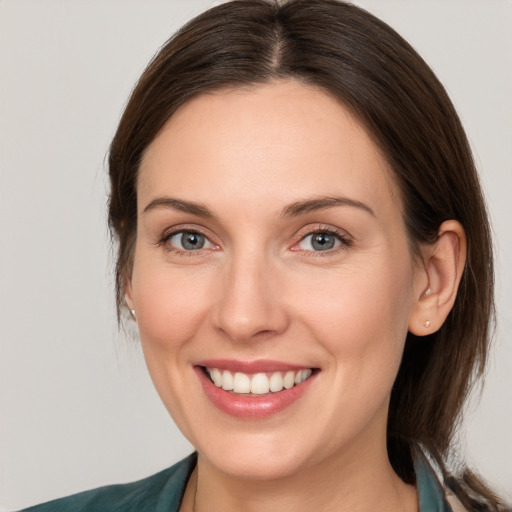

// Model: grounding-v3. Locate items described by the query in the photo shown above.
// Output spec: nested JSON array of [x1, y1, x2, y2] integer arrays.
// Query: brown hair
[[108, 1, 502, 509]]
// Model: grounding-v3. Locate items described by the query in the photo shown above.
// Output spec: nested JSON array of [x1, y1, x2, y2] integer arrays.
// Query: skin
[[125, 80, 466, 512]]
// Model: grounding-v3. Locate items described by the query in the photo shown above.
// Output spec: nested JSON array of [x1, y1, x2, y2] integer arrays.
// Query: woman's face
[[127, 80, 426, 479]]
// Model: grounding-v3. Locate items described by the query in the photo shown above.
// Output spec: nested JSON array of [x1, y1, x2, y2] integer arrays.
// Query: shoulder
[[17, 453, 197, 512]]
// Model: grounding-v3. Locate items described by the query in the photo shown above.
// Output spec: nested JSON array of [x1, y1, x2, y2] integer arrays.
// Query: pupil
[[182, 232, 204, 250], [312, 233, 335, 251]]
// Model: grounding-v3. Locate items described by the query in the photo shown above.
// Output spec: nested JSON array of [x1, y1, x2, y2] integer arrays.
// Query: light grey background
[[1, 1, 510, 509]]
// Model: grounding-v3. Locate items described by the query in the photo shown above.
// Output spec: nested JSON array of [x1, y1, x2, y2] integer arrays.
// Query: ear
[[408, 220, 467, 336]]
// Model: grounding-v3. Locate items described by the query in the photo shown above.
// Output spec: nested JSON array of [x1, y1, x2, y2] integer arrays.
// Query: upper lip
[[195, 359, 314, 374]]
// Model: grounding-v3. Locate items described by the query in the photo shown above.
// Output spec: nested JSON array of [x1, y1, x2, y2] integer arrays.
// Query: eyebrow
[[143, 197, 214, 217], [280, 196, 375, 218], [142, 195, 375, 219]]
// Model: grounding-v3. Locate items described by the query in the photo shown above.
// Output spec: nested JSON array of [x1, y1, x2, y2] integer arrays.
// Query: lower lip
[[195, 367, 316, 419]]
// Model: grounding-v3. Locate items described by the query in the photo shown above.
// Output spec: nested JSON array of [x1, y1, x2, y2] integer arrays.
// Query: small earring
[[130, 309, 136, 319], [424, 320, 431, 328], [425, 288, 432, 297]]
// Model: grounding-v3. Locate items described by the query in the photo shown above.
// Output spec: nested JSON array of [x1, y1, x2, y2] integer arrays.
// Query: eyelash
[[157, 227, 216, 257], [292, 226, 353, 257], [157, 225, 352, 256]]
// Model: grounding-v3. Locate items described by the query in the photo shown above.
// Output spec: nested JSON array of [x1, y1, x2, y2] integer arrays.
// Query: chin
[[201, 445, 308, 481]]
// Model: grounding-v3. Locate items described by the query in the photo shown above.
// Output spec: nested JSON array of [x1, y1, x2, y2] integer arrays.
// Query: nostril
[[253, 329, 277, 337]]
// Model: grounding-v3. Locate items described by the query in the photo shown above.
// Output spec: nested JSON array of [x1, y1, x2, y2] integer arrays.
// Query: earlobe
[[124, 277, 136, 319], [408, 220, 467, 336]]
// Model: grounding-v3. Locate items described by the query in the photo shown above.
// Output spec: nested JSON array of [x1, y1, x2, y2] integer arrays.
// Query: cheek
[[295, 256, 414, 374], [131, 261, 214, 353], [129, 259, 216, 440]]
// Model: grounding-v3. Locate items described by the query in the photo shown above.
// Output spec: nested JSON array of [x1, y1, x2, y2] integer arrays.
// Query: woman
[[16, 0, 506, 511]]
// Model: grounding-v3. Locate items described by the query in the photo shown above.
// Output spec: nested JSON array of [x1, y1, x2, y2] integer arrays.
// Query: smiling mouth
[[202, 367, 315, 395]]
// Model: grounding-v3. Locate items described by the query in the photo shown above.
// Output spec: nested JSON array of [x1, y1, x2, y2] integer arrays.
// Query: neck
[[181, 436, 418, 512]]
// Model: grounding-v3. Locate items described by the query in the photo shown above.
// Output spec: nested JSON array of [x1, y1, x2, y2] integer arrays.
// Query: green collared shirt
[[19, 452, 453, 512]]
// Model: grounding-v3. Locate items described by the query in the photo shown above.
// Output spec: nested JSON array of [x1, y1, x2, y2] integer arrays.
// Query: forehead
[[138, 80, 399, 219]]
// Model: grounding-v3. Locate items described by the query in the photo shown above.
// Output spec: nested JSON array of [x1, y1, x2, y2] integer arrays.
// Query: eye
[[297, 231, 345, 252], [167, 231, 214, 251]]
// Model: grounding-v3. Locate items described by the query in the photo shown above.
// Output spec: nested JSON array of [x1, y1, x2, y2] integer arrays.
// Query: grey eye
[[299, 232, 340, 251], [169, 231, 210, 251]]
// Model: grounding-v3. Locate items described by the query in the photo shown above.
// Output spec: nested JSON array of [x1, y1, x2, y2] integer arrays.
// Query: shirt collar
[[414, 451, 452, 512]]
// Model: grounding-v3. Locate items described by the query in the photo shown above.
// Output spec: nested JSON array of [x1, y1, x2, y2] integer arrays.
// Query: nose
[[212, 251, 290, 343]]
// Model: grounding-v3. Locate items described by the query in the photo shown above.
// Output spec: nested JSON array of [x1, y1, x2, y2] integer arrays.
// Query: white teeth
[[251, 373, 270, 395], [211, 368, 222, 387], [233, 372, 251, 393], [221, 370, 234, 391], [283, 371, 295, 389], [269, 372, 284, 392], [206, 367, 313, 395], [294, 369, 312, 384]]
